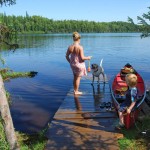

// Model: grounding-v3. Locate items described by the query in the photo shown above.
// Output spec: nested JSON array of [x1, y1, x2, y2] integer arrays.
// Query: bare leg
[[73, 75, 82, 94], [102, 73, 105, 83], [98, 76, 100, 85], [118, 111, 124, 125], [91, 75, 94, 85]]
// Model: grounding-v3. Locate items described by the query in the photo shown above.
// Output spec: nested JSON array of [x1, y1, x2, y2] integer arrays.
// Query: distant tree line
[[1, 12, 149, 34]]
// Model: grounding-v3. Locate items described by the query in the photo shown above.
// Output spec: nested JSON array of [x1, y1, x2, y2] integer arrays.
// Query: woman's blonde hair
[[73, 32, 81, 41], [125, 73, 137, 87]]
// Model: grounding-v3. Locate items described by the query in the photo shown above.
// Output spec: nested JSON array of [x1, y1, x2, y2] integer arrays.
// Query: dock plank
[[54, 112, 117, 120], [45, 78, 123, 150], [46, 119, 120, 150]]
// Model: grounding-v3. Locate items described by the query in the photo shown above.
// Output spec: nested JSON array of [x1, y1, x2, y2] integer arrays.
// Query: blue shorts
[[118, 103, 127, 112]]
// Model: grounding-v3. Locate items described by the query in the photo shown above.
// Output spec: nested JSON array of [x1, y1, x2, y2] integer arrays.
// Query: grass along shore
[[1, 114, 150, 149], [0, 68, 38, 81], [0, 120, 47, 150], [0, 68, 44, 150], [118, 115, 150, 150]]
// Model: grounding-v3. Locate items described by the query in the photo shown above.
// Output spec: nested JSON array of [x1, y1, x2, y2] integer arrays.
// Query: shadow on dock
[[45, 78, 123, 150]]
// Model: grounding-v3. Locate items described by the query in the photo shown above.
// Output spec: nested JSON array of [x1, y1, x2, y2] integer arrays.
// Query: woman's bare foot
[[74, 91, 83, 95]]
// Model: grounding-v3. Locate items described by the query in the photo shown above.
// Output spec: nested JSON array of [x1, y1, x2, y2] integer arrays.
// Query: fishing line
[[88, 60, 91, 72]]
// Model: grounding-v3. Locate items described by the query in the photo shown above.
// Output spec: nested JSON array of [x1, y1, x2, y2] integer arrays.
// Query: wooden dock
[[45, 77, 123, 150]]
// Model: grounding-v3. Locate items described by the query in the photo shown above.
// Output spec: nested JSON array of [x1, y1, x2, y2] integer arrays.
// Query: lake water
[[1, 33, 150, 133]]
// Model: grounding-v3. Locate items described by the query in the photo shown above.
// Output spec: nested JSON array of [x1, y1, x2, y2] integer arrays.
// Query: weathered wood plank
[[54, 112, 117, 120], [45, 119, 122, 150], [56, 110, 116, 114], [45, 79, 122, 150]]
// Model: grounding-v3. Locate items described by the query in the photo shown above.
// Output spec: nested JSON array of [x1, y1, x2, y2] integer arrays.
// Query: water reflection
[[11, 98, 50, 133], [1, 33, 150, 134], [91, 84, 105, 111], [74, 95, 82, 111]]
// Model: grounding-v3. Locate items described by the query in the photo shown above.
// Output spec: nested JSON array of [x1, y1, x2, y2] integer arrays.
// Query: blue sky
[[1, 0, 150, 23]]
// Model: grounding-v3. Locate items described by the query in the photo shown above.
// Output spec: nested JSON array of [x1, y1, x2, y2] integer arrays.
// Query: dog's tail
[[100, 59, 103, 67]]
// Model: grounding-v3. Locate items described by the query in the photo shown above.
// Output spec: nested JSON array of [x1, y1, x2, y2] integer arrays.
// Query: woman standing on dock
[[66, 32, 91, 95]]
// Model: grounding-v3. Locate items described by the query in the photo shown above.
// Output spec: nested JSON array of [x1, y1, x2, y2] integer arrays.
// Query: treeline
[[0, 12, 148, 33]]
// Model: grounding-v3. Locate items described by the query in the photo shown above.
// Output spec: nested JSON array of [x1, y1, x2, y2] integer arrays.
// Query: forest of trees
[[1, 12, 149, 34]]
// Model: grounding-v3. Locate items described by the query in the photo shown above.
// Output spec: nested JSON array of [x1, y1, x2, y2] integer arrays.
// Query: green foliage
[[118, 116, 150, 150], [0, 0, 16, 6], [0, 23, 18, 45], [0, 119, 47, 150], [0, 68, 38, 149], [0, 0, 18, 51], [127, 17, 134, 24], [1, 71, 30, 80], [0, 54, 5, 65], [0, 13, 144, 34], [0, 117, 10, 150], [17, 128, 48, 150], [137, 16, 148, 26], [0, 68, 38, 80], [137, 6, 150, 38]]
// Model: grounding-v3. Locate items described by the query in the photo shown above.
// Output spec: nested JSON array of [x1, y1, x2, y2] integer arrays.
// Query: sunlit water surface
[[1, 33, 150, 133]]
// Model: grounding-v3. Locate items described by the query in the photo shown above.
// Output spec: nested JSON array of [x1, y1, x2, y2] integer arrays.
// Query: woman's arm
[[79, 46, 91, 60], [66, 48, 71, 63]]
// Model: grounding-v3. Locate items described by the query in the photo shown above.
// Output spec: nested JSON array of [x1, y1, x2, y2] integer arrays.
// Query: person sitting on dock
[[116, 73, 138, 129], [66, 32, 91, 95]]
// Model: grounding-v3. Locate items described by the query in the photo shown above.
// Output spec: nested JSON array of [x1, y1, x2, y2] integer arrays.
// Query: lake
[[1, 33, 150, 133]]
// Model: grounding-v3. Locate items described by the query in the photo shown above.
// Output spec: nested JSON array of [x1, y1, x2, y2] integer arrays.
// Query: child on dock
[[66, 32, 91, 95], [116, 73, 138, 129]]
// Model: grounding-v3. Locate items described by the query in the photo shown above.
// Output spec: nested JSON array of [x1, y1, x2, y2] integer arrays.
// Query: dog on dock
[[91, 59, 105, 85]]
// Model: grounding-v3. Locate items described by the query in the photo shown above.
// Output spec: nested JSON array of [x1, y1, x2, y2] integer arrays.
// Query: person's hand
[[127, 108, 131, 114], [88, 56, 92, 60]]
